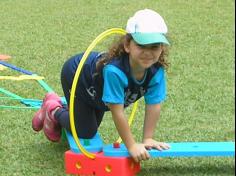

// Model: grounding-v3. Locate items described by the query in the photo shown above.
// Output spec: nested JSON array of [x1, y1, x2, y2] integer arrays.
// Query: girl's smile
[[125, 40, 163, 70]]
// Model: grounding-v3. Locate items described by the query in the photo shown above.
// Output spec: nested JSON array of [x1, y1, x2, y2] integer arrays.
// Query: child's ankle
[[51, 107, 61, 119]]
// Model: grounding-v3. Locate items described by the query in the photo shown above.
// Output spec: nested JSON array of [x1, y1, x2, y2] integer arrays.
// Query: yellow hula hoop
[[0, 75, 44, 81], [116, 100, 138, 143], [69, 28, 138, 159]]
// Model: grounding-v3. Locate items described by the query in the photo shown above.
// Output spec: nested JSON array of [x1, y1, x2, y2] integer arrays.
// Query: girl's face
[[124, 39, 163, 71]]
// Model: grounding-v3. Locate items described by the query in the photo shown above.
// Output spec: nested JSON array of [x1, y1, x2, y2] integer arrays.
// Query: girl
[[32, 9, 170, 162]]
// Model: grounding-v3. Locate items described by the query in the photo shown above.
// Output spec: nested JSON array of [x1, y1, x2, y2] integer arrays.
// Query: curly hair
[[96, 34, 170, 72]]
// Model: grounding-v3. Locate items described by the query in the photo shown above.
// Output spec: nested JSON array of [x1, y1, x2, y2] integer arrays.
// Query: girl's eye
[[136, 43, 161, 50], [137, 44, 144, 48], [151, 45, 160, 49]]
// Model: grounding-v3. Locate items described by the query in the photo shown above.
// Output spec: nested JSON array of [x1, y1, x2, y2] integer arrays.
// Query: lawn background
[[0, 0, 235, 176]]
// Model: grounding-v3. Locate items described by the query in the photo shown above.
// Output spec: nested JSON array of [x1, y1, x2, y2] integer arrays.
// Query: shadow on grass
[[28, 139, 69, 171], [138, 162, 235, 176]]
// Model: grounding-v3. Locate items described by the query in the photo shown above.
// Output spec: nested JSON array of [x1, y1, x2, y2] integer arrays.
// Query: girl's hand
[[143, 138, 170, 151], [128, 143, 151, 163]]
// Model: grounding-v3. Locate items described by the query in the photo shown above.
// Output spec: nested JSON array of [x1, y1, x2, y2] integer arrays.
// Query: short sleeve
[[144, 67, 166, 104], [102, 65, 128, 104]]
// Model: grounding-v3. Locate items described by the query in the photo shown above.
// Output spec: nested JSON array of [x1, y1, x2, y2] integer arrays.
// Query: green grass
[[0, 0, 235, 176]]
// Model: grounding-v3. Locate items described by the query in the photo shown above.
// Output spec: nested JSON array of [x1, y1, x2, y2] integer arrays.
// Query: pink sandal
[[43, 100, 62, 142], [32, 92, 61, 132]]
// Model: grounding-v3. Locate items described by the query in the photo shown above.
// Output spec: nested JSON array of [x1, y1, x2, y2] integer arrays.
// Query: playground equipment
[[0, 54, 11, 60], [0, 60, 59, 109], [65, 131, 235, 176], [0, 29, 235, 176], [0, 54, 11, 70]]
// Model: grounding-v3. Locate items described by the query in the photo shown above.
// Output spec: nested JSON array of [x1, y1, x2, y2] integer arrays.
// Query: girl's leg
[[95, 108, 104, 128], [57, 60, 105, 138], [55, 99, 104, 139]]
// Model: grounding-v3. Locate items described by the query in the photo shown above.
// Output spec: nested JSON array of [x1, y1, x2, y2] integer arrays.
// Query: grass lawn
[[0, 0, 235, 176]]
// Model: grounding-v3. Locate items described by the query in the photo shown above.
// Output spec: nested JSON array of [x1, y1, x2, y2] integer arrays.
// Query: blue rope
[[0, 61, 34, 75]]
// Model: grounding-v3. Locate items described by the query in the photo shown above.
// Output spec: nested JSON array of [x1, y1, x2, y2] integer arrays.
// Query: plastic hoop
[[69, 28, 138, 159]]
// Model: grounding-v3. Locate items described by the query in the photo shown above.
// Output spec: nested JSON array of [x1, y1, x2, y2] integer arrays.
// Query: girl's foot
[[43, 100, 62, 142], [32, 93, 61, 131]]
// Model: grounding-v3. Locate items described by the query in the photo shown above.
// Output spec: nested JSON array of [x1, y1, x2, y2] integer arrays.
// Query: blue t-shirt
[[102, 64, 166, 105], [62, 51, 166, 111]]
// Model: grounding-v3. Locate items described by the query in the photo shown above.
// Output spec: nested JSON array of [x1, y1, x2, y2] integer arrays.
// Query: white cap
[[126, 9, 169, 45]]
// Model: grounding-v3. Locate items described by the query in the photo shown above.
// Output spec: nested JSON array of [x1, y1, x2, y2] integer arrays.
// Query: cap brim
[[131, 33, 170, 45]]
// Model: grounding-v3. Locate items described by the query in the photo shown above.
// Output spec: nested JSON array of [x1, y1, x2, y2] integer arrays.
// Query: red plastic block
[[65, 150, 141, 176]]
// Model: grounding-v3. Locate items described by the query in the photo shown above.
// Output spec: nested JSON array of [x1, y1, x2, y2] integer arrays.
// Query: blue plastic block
[[65, 130, 103, 153], [103, 142, 235, 158]]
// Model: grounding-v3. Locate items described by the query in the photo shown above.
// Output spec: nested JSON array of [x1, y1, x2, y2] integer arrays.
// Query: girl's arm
[[108, 103, 150, 162], [143, 104, 161, 140], [143, 104, 170, 150], [108, 104, 136, 149]]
